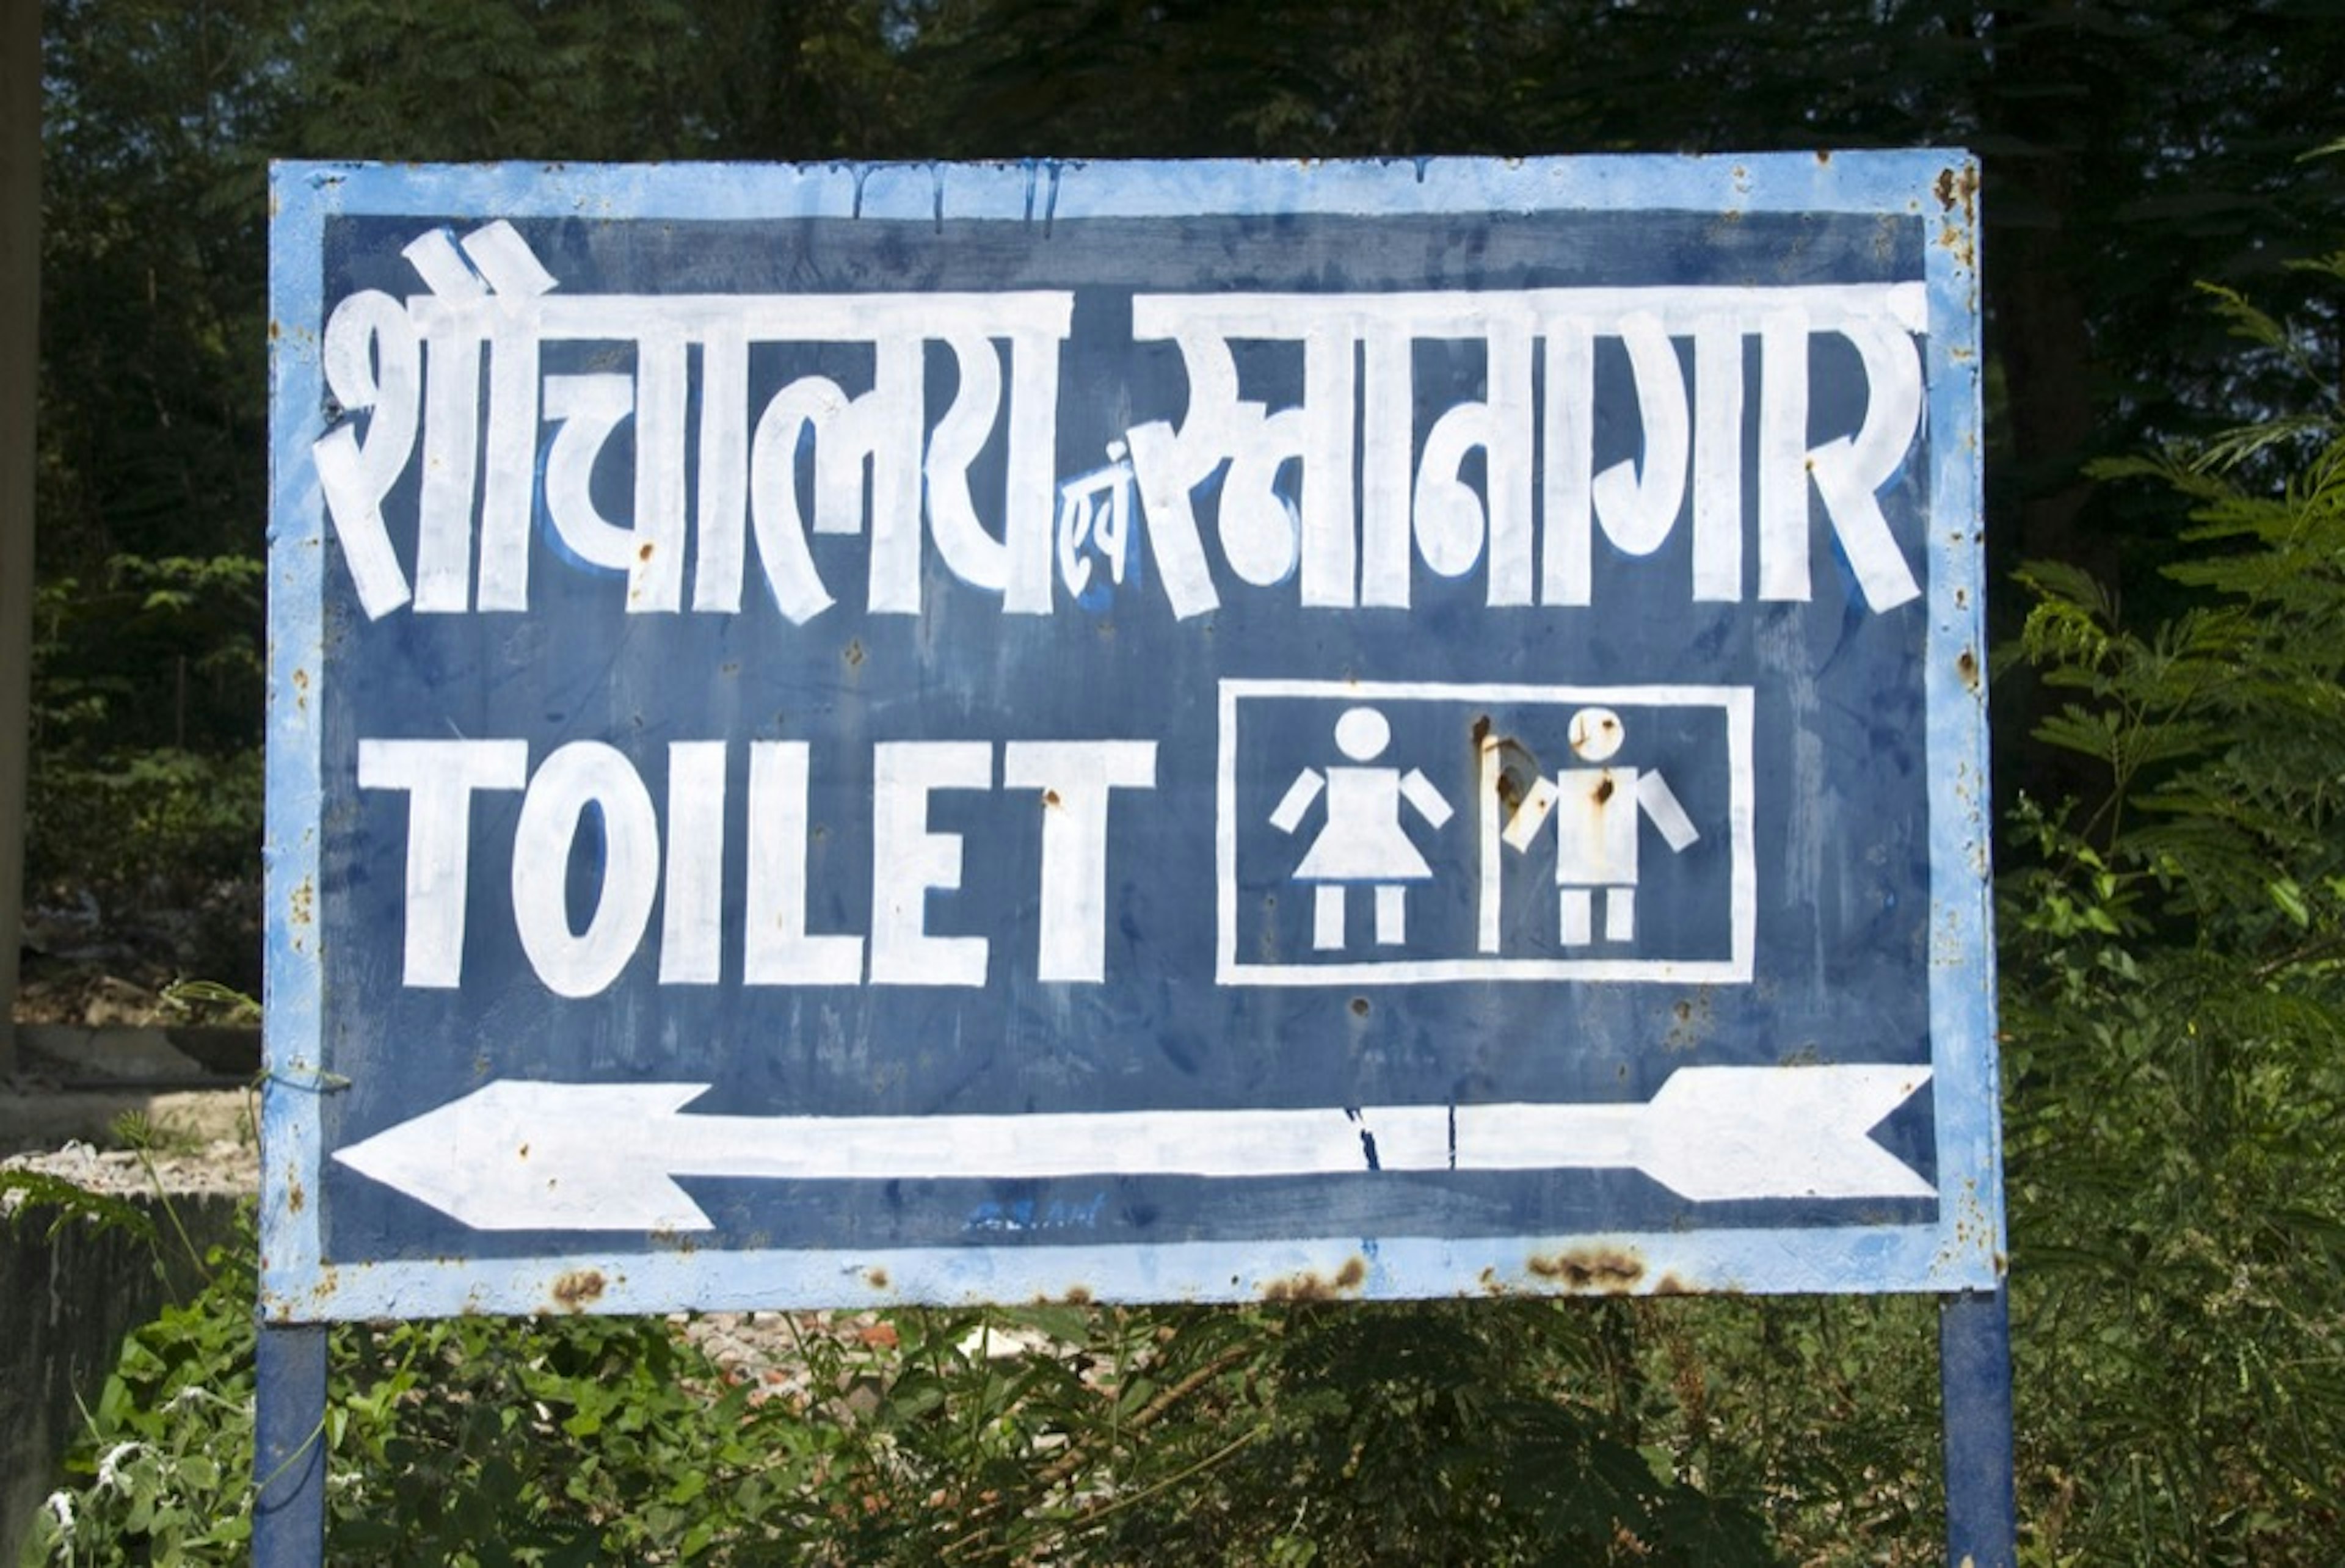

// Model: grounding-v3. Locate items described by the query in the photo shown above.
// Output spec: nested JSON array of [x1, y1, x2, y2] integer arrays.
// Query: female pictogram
[[1270, 706, 1453, 949]]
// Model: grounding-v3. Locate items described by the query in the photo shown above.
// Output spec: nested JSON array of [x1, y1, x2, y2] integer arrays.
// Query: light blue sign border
[[263, 152, 1995, 1318]]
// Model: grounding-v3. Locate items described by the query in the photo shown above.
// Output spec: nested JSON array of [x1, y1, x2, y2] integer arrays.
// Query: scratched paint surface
[[263, 154, 1998, 1318]]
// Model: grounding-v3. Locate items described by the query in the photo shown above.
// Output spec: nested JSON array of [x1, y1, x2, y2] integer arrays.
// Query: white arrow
[[332, 1064, 1934, 1232]]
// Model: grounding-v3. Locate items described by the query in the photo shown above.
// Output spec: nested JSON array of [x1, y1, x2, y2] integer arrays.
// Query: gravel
[[1, 1134, 259, 1214]]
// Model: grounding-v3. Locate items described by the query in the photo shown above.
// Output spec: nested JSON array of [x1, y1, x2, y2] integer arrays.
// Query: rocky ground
[[4, 998, 258, 1210], [0, 1127, 258, 1210], [4, 985, 258, 1192], [8, 882, 264, 1177]]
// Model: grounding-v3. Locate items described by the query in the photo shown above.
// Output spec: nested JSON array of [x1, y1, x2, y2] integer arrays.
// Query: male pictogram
[[1502, 706, 1698, 946], [1270, 706, 1453, 949]]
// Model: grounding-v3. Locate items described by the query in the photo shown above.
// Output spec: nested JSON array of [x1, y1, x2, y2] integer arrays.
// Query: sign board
[[261, 153, 1998, 1319]]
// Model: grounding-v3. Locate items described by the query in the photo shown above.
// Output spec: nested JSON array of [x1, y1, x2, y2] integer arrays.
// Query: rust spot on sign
[[1665, 988, 1715, 1053], [1528, 1247, 1646, 1292], [1260, 1255, 1369, 1301], [1957, 648, 1980, 692], [1478, 721, 1540, 810], [1042, 788, 1062, 808], [843, 639, 865, 668], [637, 540, 654, 562], [1934, 162, 1979, 220], [550, 1269, 606, 1311], [1592, 775, 1616, 805], [1933, 163, 1980, 270], [1349, 996, 1370, 1018], [865, 1267, 891, 1291]]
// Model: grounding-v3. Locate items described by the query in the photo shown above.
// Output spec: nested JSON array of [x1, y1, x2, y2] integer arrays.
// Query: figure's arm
[[1502, 777, 1559, 851], [1269, 770, 1325, 833], [1399, 769, 1453, 830], [1637, 772, 1700, 851]]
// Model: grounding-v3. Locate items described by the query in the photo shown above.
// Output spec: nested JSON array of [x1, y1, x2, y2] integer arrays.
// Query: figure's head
[[1334, 706, 1391, 761], [1567, 706, 1624, 763]]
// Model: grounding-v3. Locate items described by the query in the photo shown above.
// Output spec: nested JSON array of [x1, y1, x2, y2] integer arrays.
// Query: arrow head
[[1639, 1064, 1935, 1202], [333, 1081, 719, 1232]]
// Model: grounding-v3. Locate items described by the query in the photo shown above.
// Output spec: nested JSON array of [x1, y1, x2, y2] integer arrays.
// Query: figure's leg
[[1375, 884, 1406, 945], [1605, 886, 1635, 943], [1314, 884, 1345, 949], [1559, 887, 1593, 946]]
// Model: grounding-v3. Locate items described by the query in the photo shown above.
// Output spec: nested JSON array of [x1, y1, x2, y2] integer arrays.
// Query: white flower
[[96, 1441, 145, 1493], [43, 1489, 74, 1539]]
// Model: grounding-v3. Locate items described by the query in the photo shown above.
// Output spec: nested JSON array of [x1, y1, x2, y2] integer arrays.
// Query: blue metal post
[[1940, 1286, 2016, 1567], [253, 1321, 328, 1567]]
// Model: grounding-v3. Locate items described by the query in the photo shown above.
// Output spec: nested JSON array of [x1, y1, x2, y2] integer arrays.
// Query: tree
[[1, 0, 38, 1072], [1999, 245, 2345, 1559]]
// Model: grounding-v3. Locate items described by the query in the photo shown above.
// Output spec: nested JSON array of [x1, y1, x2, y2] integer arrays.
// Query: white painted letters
[[313, 223, 1931, 626], [743, 741, 865, 985], [869, 741, 994, 988], [510, 742, 663, 1000], [356, 738, 529, 988], [1004, 741, 1160, 982], [361, 736, 1158, 996]]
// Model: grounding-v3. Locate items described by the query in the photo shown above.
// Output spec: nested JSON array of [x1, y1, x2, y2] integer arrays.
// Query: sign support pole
[[253, 1321, 329, 1566], [1939, 1285, 2016, 1566]]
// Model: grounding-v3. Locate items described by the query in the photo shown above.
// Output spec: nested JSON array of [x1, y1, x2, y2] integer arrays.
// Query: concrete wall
[[1, 1193, 239, 1564]]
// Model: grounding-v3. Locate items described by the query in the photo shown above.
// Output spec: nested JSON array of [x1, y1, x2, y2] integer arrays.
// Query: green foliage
[[0, 1171, 159, 1250], [1999, 246, 2345, 1564], [27, 1212, 804, 1566], [28, 1238, 260, 1566], [27, 1233, 1786, 1566], [796, 1299, 1780, 1566]]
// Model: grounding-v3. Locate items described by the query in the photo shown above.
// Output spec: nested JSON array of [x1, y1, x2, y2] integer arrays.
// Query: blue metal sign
[[263, 153, 1997, 1318]]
